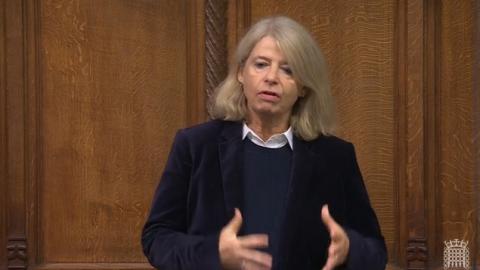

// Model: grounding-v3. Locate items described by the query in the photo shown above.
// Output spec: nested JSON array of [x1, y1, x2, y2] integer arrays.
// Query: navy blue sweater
[[241, 139, 293, 257]]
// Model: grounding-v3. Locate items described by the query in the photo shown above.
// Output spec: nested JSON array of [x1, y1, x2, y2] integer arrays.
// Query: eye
[[281, 66, 293, 76], [254, 61, 268, 69]]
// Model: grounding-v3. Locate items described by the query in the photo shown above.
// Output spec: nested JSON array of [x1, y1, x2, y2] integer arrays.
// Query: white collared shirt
[[242, 123, 294, 149]]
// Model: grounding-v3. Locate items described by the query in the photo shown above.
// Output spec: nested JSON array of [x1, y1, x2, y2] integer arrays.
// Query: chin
[[255, 109, 281, 118]]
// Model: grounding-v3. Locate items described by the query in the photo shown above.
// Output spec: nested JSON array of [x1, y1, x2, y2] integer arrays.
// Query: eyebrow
[[253, 56, 289, 65]]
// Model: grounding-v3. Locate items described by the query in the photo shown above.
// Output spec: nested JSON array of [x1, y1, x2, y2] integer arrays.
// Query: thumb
[[225, 208, 243, 234], [321, 205, 336, 232]]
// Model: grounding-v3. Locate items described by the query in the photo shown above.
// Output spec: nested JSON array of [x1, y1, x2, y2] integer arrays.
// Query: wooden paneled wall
[[0, 0, 478, 269], [1, 0, 205, 269]]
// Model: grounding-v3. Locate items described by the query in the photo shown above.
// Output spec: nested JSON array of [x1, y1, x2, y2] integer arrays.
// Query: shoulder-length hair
[[211, 16, 336, 140]]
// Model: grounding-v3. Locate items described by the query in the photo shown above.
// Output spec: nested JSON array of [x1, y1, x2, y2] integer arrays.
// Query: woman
[[142, 16, 387, 270]]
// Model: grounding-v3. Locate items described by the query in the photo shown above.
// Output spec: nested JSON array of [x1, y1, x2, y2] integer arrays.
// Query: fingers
[[322, 245, 337, 270], [238, 234, 269, 249], [322, 256, 335, 270], [241, 259, 271, 270], [219, 209, 272, 270], [321, 204, 350, 270], [224, 208, 243, 234], [321, 205, 336, 232], [321, 205, 342, 240], [238, 248, 272, 268]]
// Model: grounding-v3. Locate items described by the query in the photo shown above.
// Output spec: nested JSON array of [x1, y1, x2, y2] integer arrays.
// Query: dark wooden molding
[[6, 238, 27, 270], [0, 0, 7, 268], [425, 0, 440, 267], [4, 0, 28, 268], [394, 0, 407, 266], [205, 0, 228, 117], [406, 238, 428, 269], [234, 0, 251, 42], [25, 0, 41, 267]]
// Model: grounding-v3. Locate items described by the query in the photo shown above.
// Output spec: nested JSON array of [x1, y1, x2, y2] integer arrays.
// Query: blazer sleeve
[[343, 143, 388, 270], [141, 130, 222, 270]]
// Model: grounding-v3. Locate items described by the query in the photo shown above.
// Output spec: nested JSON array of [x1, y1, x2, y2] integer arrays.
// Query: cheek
[[242, 84, 253, 96], [286, 85, 300, 100], [242, 78, 259, 95]]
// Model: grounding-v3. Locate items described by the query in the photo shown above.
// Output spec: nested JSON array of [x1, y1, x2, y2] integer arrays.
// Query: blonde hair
[[211, 16, 335, 140]]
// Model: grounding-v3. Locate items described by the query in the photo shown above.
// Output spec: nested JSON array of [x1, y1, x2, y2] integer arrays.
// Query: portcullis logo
[[443, 239, 469, 269]]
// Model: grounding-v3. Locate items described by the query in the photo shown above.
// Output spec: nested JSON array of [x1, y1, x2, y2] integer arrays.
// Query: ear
[[237, 68, 244, 84]]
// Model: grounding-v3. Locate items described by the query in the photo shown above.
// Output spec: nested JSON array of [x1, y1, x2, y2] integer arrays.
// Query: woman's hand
[[219, 209, 272, 270], [321, 205, 350, 270]]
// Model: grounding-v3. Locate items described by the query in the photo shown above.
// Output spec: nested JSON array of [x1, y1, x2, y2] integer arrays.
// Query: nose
[[264, 66, 279, 85]]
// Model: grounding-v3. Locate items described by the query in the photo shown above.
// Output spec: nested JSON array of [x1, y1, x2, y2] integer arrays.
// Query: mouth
[[257, 90, 280, 102], [258, 90, 280, 98]]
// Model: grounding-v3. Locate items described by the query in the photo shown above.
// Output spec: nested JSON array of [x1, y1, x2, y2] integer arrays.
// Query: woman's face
[[238, 36, 302, 122]]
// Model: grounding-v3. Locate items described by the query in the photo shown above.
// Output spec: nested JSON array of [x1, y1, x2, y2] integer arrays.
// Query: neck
[[246, 113, 290, 141]]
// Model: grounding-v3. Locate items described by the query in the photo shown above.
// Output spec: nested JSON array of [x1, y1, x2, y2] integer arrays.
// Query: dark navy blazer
[[142, 120, 387, 269]]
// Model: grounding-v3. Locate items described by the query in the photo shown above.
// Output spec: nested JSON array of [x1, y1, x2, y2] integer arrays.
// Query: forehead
[[249, 36, 286, 60]]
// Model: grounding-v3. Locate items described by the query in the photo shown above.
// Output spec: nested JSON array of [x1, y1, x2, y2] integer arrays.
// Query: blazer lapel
[[218, 121, 244, 215], [285, 137, 314, 211], [276, 136, 329, 267]]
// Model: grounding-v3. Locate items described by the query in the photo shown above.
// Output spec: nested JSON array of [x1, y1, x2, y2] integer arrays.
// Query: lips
[[259, 90, 279, 97], [258, 90, 280, 102]]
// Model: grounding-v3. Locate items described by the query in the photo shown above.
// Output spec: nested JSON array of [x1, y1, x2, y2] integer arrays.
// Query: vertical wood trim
[[405, 0, 428, 268], [475, 0, 480, 266], [234, 0, 251, 42], [425, 0, 440, 267], [25, 0, 41, 266], [396, 0, 433, 268], [227, 0, 251, 62], [5, 0, 28, 269], [186, 0, 207, 125], [395, 0, 407, 266], [0, 0, 7, 268], [205, 0, 228, 117]]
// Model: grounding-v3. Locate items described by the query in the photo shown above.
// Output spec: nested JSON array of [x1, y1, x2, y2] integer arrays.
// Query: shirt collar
[[242, 122, 294, 149]]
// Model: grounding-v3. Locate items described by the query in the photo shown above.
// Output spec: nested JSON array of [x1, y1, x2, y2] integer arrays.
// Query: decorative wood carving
[[406, 238, 428, 269], [7, 238, 27, 269], [205, 0, 228, 116]]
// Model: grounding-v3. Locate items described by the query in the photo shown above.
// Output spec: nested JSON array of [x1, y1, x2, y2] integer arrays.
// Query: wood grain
[[402, 0, 428, 268], [3, 0, 28, 269], [186, 0, 206, 125], [1, 0, 478, 268], [0, 0, 7, 268], [476, 0, 480, 266], [39, 0, 188, 263], [248, 0, 396, 262], [438, 0, 476, 267]]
